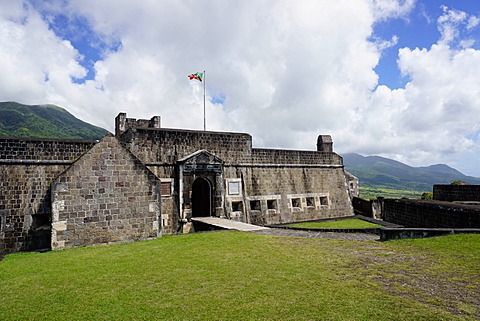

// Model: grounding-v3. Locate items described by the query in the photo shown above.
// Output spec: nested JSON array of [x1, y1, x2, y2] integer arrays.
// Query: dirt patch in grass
[[338, 239, 480, 319]]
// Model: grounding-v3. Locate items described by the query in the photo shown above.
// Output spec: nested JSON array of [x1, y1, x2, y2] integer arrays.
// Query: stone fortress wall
[[383, 199, 480, 228], [117, 113, 354, 233], [353, 184, 480, 229], [50, 134, 161, 250], [0, 137, 96, 253], [0, 112, 356, 254]]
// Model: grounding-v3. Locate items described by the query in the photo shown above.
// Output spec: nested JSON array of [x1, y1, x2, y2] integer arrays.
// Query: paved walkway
[[192, 217, 379, 240], [191, 217, 270, 232]]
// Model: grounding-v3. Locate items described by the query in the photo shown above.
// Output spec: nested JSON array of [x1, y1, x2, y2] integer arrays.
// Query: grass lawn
[[0, 232, 478, 320], [287, 218, 381, 229], [359, 186, 424, 200]]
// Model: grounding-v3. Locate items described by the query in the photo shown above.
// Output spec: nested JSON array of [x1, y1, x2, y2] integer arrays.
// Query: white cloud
[[0, 1, 97, 123], [348, 6, 480, 172], [0, 1, 480, 176], [467, 15, 480, 30], [437, 5, 478, 47], [370, 0, 415, 21]]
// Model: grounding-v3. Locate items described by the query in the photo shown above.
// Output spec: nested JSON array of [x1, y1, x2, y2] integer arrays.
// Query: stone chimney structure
[[317, 135, 333, 152]]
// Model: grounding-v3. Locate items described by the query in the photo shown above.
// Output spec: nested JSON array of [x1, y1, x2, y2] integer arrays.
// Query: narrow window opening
[[306, 197, 315, 207], [250, 200, 261, 211], [320, 196, 328, 206], [232, 201, 243, 212], [291, 198, 301, 208], [267, 199, 277, 210]]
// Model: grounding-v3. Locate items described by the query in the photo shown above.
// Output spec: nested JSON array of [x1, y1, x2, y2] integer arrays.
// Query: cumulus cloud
[[0, 3, 86, 101], [370, 0, 415, 21], [342, 5, 480, 171], [0, 1, 479, 176], [437, 5, 470, 45]]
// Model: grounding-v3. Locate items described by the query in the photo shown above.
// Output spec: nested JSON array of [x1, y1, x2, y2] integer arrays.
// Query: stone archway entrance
[[178, 150, 225, 221], [192, 177, 212, 217]]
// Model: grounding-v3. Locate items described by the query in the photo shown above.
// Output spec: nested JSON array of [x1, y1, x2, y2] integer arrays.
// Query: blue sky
[[374, 1, 480, 89], [0, 0, 479, 177]]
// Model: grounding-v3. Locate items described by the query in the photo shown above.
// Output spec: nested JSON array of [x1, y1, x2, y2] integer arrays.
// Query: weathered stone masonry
[[352, 185, 480, 229], [0, 137, 96, 253], [1, 134, 162, 253], [433, 184, 480, 202], [51, 134, 161, 250], [0, 112, 356, 254], [383, 199, 480, 228], [117, 113, 356, 233]]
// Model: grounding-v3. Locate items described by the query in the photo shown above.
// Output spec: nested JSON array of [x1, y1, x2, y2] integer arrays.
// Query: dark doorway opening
[[192, 177, 212, 217]]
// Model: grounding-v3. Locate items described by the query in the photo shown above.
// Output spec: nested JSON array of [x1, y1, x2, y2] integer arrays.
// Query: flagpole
[[203, 70, 206, 131]]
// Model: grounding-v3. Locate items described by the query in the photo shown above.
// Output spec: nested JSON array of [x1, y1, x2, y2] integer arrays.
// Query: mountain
[[343, 153, 480, 192], [0, 102, 108, 140]]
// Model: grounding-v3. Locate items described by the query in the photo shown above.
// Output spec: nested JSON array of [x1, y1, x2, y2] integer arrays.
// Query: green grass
[[287, 218, 381, 229], [359, 186, 425, 199], [0, 232, 478, 320]]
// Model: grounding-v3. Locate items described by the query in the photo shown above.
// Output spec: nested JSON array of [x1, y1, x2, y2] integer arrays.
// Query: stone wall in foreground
[[51, 134, 162, 250], [383, 199, 480, 228], [433, 184, 480, 202], [0, 137, 96, 254]]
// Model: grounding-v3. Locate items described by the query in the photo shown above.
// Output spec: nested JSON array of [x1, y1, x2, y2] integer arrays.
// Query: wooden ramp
[[191, 217, 270, 232]]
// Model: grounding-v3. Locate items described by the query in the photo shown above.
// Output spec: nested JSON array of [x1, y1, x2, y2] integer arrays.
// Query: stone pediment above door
[[178, 150, 224, 173]]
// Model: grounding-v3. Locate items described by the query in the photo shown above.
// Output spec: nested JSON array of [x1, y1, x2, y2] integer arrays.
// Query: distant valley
[[343, 153, 480, 198]]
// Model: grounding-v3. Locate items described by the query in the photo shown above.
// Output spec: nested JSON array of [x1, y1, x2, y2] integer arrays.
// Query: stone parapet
[[383, 199, 480, 228], [251, 148, 342, 165], [433, 184, 480, 202], [0, 137, 96, 161], [120, 127, 253, 164]]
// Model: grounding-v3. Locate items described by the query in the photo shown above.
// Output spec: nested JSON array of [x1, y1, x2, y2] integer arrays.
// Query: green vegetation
[[0, 101, 107, 139], [1, 232, 478, 320], [359, 186, 425, 200], [421, 192, 433, 200], [451, 180, 468, 185], [288, 218, 380, 229], [343, 153, 480, 195]]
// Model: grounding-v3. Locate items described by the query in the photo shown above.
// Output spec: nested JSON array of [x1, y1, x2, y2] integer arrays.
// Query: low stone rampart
[[383, 199, 480, 228], [433, 184, 480, 202], [352, 197, 383, 219], [379, 227, 480, 240]]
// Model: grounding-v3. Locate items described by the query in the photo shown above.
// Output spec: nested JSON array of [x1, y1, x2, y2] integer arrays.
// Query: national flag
[[188, 72, 203, 82]]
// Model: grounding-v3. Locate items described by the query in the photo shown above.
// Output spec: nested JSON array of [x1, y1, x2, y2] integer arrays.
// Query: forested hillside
[[0, 101, 107, 140], [343, 153, 480, 194]]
